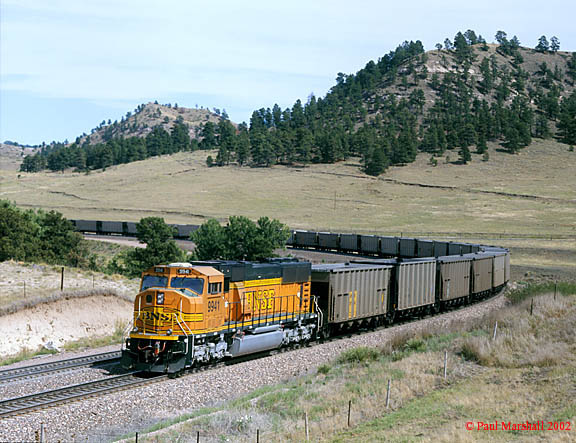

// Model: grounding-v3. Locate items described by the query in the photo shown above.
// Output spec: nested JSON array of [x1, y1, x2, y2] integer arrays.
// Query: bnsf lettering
[[207, 299, 220, 312], [246, 289, 275, 310], [143, 311, 171, 322]]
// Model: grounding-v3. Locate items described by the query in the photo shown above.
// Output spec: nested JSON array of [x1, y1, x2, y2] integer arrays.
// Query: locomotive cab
[[121, 264, 226, 373]]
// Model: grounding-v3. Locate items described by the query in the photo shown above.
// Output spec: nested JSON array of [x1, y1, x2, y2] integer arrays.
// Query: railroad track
[[0, 372, 164, 418], [0, 291, 504, 418], [0, 351, 121, 383]]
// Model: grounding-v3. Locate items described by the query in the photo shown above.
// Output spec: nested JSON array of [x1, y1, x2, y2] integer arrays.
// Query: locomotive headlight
[[132, 327, 138, 332], [166, 329, 172, 336], [157, 292, 165, 304]]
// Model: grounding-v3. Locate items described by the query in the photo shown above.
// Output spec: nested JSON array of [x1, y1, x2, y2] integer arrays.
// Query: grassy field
[[125, 285, 576, 442], [2, 140, 574, 236]]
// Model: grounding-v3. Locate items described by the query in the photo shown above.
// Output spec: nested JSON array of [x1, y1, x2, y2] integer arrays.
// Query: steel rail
[[0, 372, 164, 418], [0, 351, 121, 383]]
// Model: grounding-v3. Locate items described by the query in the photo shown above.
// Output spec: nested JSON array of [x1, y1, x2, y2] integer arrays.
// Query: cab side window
[[208, 282, 222, 294]]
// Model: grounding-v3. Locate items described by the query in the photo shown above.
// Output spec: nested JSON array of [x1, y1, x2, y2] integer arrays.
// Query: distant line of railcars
[[70, 219, 198, 239], [288, 230, 484, 258]]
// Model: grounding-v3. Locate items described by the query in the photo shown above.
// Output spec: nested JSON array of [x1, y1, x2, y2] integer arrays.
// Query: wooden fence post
[[304, 412, 309, 441], [347, 400, 352, 427], [554, 281, 558, 300], [492, 321, 498, 341], [60, 267, 64, 291], [386, 379, 391, 409], [443, 350, 448, 380]]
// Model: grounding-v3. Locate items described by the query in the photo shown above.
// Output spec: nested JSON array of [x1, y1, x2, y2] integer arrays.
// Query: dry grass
[[0, 288, 131, 317], [61, 319, 129, 351], [460, 293, 575, 368], [0, 260, 139, 311]]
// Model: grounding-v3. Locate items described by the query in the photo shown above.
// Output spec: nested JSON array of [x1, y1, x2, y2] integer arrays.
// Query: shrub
[[507, 282, 576, 304], [192, 216, 289, 261], [108, 217, 186, 277], [0, 201, 93, 267], [336, 346, 381, 365]]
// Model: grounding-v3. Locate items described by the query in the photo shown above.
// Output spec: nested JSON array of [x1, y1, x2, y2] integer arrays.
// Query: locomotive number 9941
[[207, 299, 220, 312]]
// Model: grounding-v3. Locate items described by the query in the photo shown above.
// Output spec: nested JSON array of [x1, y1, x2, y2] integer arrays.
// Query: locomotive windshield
[[170, 277, 204, 295], [141, 275, 168, 290]]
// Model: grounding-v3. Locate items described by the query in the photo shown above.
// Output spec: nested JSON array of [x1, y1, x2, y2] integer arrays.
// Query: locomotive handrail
[[313, 296, 323, 330], [178, 300, 194, 336], [120, 321, 133, 351], [122, 296, 143, 350], [174, 299, 195, 363], [174, 314, 190, 350]]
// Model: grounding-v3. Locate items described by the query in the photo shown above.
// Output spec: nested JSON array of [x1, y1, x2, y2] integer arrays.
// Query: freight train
[[70, 219, 198, 239], [120, 229, 510, 375]]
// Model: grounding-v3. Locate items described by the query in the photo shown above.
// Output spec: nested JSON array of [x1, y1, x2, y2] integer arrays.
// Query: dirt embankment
[[0, 295, 132, 356], [0, 261, 139, 357]]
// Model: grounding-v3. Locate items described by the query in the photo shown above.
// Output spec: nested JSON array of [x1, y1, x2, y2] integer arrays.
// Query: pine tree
[[535, 36, 549, 53], [199, 122, 217, 150], [479, 58, 493, 93], [550, 36, 560, 53], [533, 114, 550, 138], [503, 127, 521, 153], [170, 122, 190, 151], [234, 128, 251, 166], [365, 146, 389, 176], [458, 145, 471, 164], [476, 133, 488, 154], [557, 92, 576, 145]]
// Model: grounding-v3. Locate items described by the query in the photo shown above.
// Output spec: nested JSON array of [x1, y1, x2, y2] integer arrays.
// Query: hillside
[[15, 31, 576, 175], [0, 143, 37, 171], [75, 102, 224, 145]]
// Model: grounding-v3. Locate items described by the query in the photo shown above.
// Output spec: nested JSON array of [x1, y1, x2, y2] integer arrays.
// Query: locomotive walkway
[[0, 351, 121, 383]]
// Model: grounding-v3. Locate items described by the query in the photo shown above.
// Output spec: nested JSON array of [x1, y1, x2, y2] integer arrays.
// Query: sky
[[1, 0, 575, 146]]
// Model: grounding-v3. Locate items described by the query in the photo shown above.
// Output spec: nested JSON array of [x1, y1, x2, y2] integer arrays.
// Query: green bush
[[404, 338, 426, 352], [108, 217, 186, 277], [507, 282, 576, 304], [336, 347, 381, 365], [0, 200, 93, 267], [192, 216, 289, 261]]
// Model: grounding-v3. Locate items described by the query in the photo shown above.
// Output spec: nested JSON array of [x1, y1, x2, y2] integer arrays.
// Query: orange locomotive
[[121, 260, 318, 374]]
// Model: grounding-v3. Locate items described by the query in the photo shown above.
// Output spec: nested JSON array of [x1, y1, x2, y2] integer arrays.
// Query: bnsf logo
[[143, 311, 171, 322]]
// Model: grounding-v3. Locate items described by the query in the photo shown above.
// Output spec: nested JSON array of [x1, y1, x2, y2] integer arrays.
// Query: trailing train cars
[[120, 228, 509, 374], [70, 219, 198, 239]]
